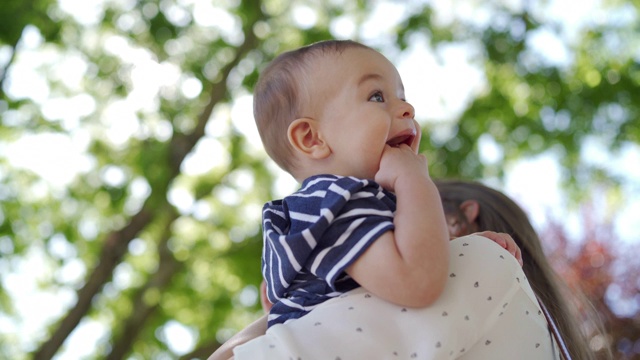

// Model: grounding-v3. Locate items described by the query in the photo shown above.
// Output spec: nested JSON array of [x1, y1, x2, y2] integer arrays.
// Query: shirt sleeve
[[306, 178, 396, 287], [263, 176, 396, 300]]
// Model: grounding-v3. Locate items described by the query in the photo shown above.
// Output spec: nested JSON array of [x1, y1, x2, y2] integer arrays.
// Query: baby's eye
[[369, 91, 384, 102]]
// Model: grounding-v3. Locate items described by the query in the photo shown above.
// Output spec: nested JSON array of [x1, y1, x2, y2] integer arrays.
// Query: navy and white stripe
[[262, 174, 396, 327]]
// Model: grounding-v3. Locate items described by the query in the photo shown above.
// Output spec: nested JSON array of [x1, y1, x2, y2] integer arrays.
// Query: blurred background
[[0, 0, 638, 359]]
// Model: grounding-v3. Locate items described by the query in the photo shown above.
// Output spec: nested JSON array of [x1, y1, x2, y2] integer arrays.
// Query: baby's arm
[[346, 144, 449, 308]]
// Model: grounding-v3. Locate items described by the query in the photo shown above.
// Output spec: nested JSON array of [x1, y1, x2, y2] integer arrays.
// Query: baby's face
[[304, 47, 418, 180]]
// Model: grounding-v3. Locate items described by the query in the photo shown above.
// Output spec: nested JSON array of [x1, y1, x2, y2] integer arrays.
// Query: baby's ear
[[287, 118, 331, 159]]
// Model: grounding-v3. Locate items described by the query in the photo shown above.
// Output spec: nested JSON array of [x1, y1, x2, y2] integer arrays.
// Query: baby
[[253, 40, 450, 327], [208, 40, 532, 360]]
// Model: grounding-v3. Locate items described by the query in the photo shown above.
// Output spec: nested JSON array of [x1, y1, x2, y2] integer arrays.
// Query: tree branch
[[179, 340, 223, 360], [32, 207, 153, 360], [106, 211, 181, 360], [33, 0, 265, 357], [169, 2, 262, 176], [0, 35, 20, 100]]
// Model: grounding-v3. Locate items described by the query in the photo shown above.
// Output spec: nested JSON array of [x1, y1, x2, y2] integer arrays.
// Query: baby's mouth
[[386, 134, 415, 148]]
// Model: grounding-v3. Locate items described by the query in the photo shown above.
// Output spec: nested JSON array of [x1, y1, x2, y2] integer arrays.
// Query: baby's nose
[[398, 101, 415, 119]]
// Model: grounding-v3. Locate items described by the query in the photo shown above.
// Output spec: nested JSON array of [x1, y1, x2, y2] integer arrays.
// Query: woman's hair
[[253, 40, 370, 173], [435, 179, 607, 360]]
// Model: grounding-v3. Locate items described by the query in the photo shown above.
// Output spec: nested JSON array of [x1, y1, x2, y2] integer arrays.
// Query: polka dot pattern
[[234, 235, 561, 360]]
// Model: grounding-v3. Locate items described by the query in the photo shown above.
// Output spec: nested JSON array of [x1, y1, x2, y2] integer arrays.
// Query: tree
[[541, 201, 640, 360], [0, 0, 637, 358]]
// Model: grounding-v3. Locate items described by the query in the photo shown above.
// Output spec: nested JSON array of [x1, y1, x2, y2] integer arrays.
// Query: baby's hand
[[473, 231, 523, 267], [374, 144, 429, 192]]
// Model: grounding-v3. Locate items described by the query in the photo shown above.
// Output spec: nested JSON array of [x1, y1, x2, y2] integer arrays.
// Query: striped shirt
[[262, 174, 396, 327]]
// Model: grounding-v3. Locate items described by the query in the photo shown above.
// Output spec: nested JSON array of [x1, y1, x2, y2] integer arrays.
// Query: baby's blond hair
[[253, 40, 370, 173]]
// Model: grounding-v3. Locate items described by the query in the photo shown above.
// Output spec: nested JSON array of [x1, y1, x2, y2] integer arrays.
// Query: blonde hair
[[436, 179, 609, 360], [253, 40, 370, 173]]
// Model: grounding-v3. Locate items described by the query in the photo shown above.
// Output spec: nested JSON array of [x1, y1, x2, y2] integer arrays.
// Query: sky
[[1, 0, 639, 358]]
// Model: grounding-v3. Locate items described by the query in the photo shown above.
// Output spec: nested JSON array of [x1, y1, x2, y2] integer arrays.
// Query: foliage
[[0, 0, 637, 359], [542, 203, 640, 359]]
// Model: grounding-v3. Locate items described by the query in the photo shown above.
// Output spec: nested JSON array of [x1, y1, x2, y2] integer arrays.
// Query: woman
[[436, 180, 604, 360], [210, 180, 603, 359]]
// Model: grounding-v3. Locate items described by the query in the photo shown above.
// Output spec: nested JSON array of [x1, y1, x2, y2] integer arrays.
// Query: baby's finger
[[411, 119, 421, 154]]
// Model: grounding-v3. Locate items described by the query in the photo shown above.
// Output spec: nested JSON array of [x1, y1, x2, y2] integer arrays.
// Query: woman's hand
[[467, 231, 523, 267]]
